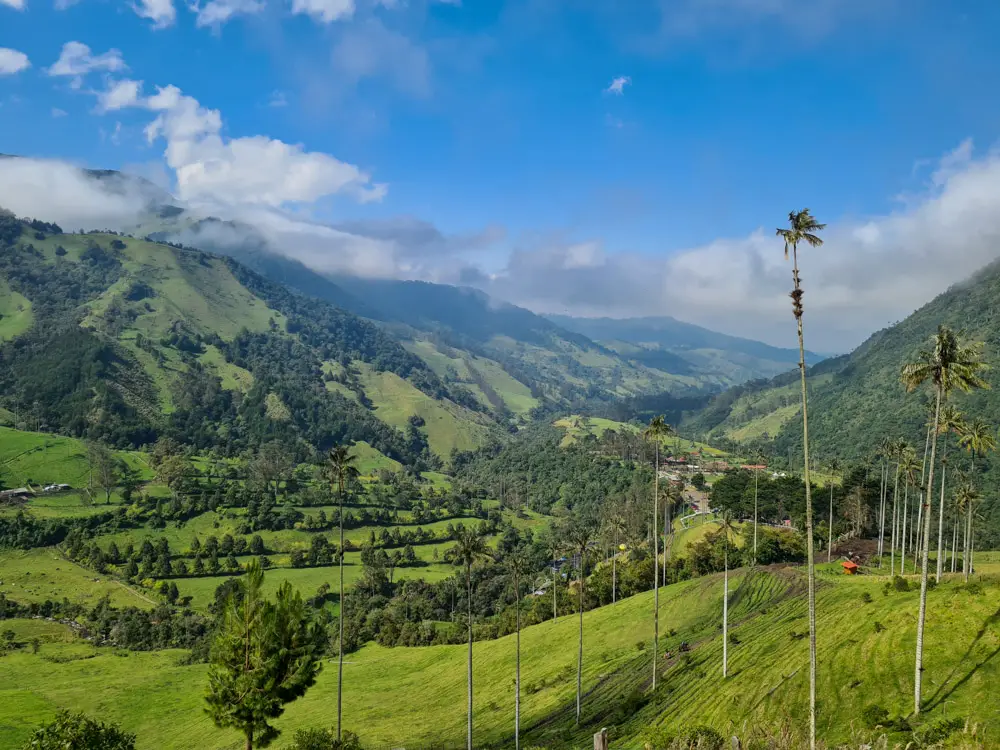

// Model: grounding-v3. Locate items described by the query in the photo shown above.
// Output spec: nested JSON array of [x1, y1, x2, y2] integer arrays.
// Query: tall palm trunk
[[337, 477, 345, 741], [891, 462, 900, 575], [612, 528, 618, 604], [914, 388, 942, 714], [877, 460, 887, 565], [951, 519, 958, 573], [827, 482, 834, 563], [514, 573, 521, 750], [936, 443, 949, 583], [964, 501, 971, 581], [722, 542, 729, 678], [791, 244, 818, 750], [467, 565, 473, 750], [901, 483, 909, 574], [576, 566, 584, 724], [753, 469, 759, 563], [652, 440, 659, 691], [913, 499, 923, 575], [663, 495, 670, 586]]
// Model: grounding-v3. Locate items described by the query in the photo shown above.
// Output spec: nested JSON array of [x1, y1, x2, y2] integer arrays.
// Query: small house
[[841, 560, 859, 575]]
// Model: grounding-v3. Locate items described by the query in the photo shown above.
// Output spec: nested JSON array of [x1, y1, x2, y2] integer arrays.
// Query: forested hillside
[[0, 211, 496, 467]]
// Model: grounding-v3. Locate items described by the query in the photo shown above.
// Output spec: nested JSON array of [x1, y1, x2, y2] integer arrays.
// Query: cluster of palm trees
[[874, 410, 993, 586], [778, 207, 994, 737]]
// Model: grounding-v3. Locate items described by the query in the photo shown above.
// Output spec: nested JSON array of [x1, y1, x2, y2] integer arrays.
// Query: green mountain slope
[[0, 211, 494, 465], [683, 255, 1000, 481], [4, 565, 997, 748], [548, 314, 825, 383]]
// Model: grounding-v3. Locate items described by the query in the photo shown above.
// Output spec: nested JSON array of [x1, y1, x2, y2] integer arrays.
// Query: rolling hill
[[3, 562, 997, 749], [0, 211, 495, 466], [548, 314, 825, 383], [681, 252, 1000, 539]]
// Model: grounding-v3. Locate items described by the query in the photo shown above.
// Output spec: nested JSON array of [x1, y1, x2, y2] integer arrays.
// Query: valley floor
[[3, 563, 1000, 749]]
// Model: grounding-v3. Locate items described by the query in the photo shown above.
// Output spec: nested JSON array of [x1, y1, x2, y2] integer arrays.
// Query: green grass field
[[0, 548, 155, 610], [0, 278, 32, 342], [4, 563, 998, 749], [554, 416, 726, 456], [355, 362, 493, 459], [0, 427, 151, 489]]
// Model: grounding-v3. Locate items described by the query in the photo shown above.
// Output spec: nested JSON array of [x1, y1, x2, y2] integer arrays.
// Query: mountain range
[[0, 160, 846, 467]]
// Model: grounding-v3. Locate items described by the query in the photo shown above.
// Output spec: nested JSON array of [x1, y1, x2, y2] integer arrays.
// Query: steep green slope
[[0, 213, 495, 464], [549, 314, 824, 384], [3, 566, 997, 749]]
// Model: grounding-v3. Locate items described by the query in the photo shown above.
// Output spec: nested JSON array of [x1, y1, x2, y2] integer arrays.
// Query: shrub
[[676, 726, 724, 750], [861, 703, 889, 728], [636, 640, 647, 651], [21, 710, 135, 749], [914, 717, 964, 745], [892, 576, 910, 592], [874, 621, 886, 633], [284, 728, 362, 750], [860, 591, 873, 603]]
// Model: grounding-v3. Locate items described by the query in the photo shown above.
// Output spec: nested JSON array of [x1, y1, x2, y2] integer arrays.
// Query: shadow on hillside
[[922, 605, 1000, 713]]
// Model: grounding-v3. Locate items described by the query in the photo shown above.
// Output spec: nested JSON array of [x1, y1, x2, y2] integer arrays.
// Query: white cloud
[[51, 107, 68, 117], [192, 0, 263, 27], [0, 48, 30, 74], [133, 0, 176, 27], [136, 84, 386, 207], [48, 42, 126, 89], [267, 90, 288, 107], [54, 0, 81, 9], [291, 0, 353, 23], [467, 140, 1000, 352], [0, 157, 154, 228], [0, 0, 25, 10], [604, 75, 630, 95], [96, 79, 143, 111], [330, 18, 430, 96]]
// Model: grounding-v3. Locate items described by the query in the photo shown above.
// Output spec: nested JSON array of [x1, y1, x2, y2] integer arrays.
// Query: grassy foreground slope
[[3, 566, 999, 749]]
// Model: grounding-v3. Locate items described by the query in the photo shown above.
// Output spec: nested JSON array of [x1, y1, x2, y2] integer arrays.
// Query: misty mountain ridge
[[0, 157, 814, 401]]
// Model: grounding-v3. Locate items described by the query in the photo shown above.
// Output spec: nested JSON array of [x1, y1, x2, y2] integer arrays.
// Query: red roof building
[[841, 560, 859, 575]]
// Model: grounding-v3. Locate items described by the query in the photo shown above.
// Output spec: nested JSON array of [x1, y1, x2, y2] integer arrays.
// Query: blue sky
[[3, 0, 1000, 350]]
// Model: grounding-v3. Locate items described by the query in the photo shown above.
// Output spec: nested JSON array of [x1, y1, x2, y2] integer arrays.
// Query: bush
[[860, 591, 873, 603], [913, 716, 964, 744], [22, 710, 135, 749], [676, 726, 724, 750], [283, 728, 362, 749], [861, 703, 889, 728], [636, 640, 647, 651], [892, 576, 910, 592], [874, 621, 886, 633]]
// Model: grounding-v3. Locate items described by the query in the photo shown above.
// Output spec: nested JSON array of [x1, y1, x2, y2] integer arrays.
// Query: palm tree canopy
[[327, 445, 360, 484], [901, 325, 990, 395], [958, 417, 997, 458], [938, 405, 967, 437], [450, 526, 491, 570], [644, 415, 672, 443], [899, 450, 921, 486], [776, 209, 826, 259]]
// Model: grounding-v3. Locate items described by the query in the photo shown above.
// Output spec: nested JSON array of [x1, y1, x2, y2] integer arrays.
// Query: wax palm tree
[[935, 406, 965, 582], [899, 449, 921, 573], [663, 481, 683, 581], [876, 437, 893, 565], [749, 449, 765, 563], [777, 208, 825, 750], [450, 526, 491, 750], [718, 510, 737, 678], [958, 418, 995, 579], [327, 444, 359, 742], [604, 508, 627, 604], [889, 439, 909, 575], [953, 480, 979, 582], [901, 325, 989, 715], [505, 550, 532, 750], [826, 458, 841, 563], [564, 520, 595, 725], [643, 414, 671, 691]]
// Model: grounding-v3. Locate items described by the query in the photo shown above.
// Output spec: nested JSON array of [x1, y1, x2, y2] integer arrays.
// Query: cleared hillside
[[3, 565, 997, 749]]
